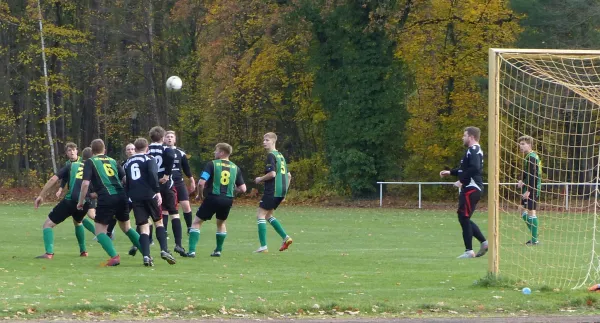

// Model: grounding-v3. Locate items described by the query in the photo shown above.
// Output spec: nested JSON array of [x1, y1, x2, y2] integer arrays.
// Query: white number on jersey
[[155, 155, 164, 173], [131, 163, 141, 180]]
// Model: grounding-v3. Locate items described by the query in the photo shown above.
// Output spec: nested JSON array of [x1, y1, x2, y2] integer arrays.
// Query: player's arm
[[117, 164, 126, 186], [77, 159, 93, 209], [195, 162, 213, 200], [181, 154, 196, 191], [34, 166, 68, 208], [148, 159, 161, 195], [235, 169, 247, 193], [255, 154, 276, 184], [287, 172, 292, 189]]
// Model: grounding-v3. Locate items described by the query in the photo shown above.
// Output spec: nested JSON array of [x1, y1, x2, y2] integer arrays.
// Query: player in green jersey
[[517, 135, 542, 246], [77, 139, 141, 266], [187, 143, 246, 257], [254, 132, 292, 253], [34, 147, 94, 258]]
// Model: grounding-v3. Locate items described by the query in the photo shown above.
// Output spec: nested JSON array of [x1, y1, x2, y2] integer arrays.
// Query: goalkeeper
[[517, 135, 541, 246]]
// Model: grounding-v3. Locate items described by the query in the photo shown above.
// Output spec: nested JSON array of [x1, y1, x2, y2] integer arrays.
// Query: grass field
[[0, 204, 599, 320]]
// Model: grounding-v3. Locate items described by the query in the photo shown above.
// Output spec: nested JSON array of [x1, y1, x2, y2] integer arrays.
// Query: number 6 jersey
[[82, 155, 126, 198], [123, 154, 160, 201]]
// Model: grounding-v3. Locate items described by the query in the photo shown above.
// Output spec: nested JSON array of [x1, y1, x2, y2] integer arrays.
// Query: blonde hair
[[264, 132, 277, 141], [518, 135, 534, 146], [215, 143, 233, 155], [165, 130, 176, 136]]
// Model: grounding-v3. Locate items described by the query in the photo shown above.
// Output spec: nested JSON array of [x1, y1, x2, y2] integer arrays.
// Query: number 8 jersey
[[200, 159, 245, 198]]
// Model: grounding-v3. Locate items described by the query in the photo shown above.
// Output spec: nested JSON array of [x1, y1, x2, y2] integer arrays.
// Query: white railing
[[377, 182, 599, 209]]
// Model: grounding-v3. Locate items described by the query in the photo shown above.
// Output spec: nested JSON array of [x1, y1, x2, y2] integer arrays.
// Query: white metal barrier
[[377, 182, 599, 209]]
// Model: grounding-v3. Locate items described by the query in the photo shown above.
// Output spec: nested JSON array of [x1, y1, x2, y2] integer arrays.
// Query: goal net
[[489, 49, 600, 289]]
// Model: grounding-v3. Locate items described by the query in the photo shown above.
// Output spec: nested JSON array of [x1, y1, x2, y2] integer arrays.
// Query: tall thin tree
[[36, 0, 57, 173]]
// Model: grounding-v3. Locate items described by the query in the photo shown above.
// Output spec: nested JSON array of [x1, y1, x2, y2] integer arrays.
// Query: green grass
[[0, 204, 598, 319]]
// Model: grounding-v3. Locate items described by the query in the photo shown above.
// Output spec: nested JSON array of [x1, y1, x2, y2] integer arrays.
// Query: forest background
[[1, 0, 597, 199]]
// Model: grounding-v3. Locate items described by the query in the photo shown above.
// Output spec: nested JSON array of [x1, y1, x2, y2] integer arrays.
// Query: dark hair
[[81, 147, 93, 160], [91, 139, 105, 154], [464, 127, 481, 141], [134, 138, 149, 152], [65, 142, 77, 153], [149, 126, 165, 142]]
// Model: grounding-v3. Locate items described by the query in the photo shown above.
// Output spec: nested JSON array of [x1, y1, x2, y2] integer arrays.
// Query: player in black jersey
[[164, 131, 195, 234], [187, 143, 246, 258], [440, 127, 488, 259], [123, 138, 176, 266], [148, 126, 186, 256]]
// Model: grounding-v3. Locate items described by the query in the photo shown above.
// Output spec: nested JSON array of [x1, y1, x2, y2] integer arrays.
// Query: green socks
[[530, 217, 539, 243], [268, 217, 287, 239], [82, 218, 96, 234], [522, 212, 539, 243], [126, 228, 141, 250], [43, 228, 54, 254], [189, 229, 200, 253], [216, 232, 227, 252], [96, 233, 118, 257], [75, 225, 86, 252], [258, 219, 267, 247]]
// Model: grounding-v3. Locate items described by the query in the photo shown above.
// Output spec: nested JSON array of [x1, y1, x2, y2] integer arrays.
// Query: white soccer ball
[[166, 76, 183, 91]]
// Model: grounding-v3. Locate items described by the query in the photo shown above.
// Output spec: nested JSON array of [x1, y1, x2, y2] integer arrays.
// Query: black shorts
[[160, 183, 178, 214], [95, 194, 130, 225], [87, 198, 97, 209], [259, 195, 284, 211], [196, 196, 233, 221], [457, 188, 481, 218], [131, 199, 162, 226], [522, 192, 538, 211], [48, 199, 89, 224], [174, 179, 189, 202]]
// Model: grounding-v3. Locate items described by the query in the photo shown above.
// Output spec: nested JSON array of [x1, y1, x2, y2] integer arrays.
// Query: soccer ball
[[166, 76, 183, 91]]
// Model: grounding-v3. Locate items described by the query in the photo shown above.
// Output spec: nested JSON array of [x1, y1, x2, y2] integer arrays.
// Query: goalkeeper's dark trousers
[[457, 187, 486, 251]]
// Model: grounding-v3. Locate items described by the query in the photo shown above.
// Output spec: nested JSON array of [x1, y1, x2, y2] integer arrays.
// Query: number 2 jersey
[[55, 160, 87, 202], [82, 155, 126, 198], [123, 153, 160, 201], [148, 143, 175, 188], [200, 159, 244, 199]]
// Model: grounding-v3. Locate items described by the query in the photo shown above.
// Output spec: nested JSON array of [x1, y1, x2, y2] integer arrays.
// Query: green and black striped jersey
[[82, 155, 125, 198], [522, 151, 542, 197], [200, 159, 244, 198], [263, 150, 288, 198], [55, 161, 85, 202]]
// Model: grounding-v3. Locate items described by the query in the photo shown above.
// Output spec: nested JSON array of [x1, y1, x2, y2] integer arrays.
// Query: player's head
[[518, 135, 534, 154], [125, 143, 136, 157], [165, 130, 176, 147], [263, 132, 277, 151], [81, 147, 93, 161], [134, 138, 149, 153], [65, 142, 78, 161], [149, 126, 165, 143], [214, 143, 232, 159], [91, 139, 105, 155], [462, 127, 480, 147]]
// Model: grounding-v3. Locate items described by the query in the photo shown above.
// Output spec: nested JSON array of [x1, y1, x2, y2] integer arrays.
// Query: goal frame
[[487, 48, 600, 276]]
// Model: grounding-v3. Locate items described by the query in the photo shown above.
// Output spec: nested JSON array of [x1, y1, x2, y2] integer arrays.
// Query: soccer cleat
[[150, 240, 155, 246], [174, 245, 187, 257], [254, 246, 268, 253], [80, 251, 89, 257], [457, 250, 476, 259], [105, 255, 121, 266], [210, 250, 221, 257], [160, 250, 176, 265], [186, 252, 196, 258], [143, 256, 154, 267], [128, 246, 138, 256], [525, 240, 540, 246], [475, 241, 488, 257], [279, 236, 293, 252], [35, 253, 54, 259]]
